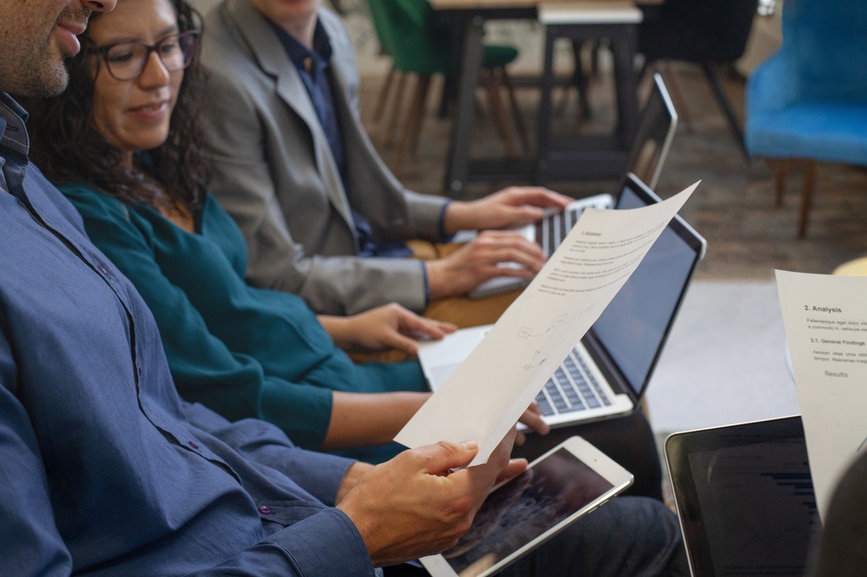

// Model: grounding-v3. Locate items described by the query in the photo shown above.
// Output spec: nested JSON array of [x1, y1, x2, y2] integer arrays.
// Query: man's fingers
[[496, 186, 574, 210], [412, 440, 479, 476], [473, 233, 547, 262]]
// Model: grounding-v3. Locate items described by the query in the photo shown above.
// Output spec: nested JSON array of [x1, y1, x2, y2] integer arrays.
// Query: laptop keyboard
[[536, 206, 583, 256], [534, 350, 612, 417]]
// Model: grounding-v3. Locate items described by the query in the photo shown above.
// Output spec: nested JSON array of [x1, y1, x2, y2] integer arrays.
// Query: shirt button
[[187, 440, 199, 450], [258, 505, 273, 515]]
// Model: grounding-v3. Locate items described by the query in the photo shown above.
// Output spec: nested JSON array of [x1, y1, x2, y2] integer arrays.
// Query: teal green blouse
[[60, 184, 426, 461]]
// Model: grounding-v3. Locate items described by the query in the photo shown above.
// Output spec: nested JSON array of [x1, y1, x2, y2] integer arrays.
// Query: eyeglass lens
[[104, 32, 197, 80]]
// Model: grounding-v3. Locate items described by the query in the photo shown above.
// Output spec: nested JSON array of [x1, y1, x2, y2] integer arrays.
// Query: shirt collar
[[267, 16, 333, 71], [0, 93, 30, 195], [0, 92, 30, 154]]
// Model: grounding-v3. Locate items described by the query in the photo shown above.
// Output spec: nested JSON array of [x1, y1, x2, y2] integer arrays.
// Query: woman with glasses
[[24, 0, 666, 500], [22, 0, 549, 464]]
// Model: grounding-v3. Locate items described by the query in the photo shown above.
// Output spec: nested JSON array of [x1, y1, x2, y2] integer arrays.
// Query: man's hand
[[320, 304, 457, 355], [336, 461, 375, 504], [426, 230, 546, 299], [336, 429, 526, 567], [443, 186, 574, 234]]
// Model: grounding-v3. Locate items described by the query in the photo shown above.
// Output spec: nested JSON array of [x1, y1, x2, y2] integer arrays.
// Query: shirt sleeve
[[182, 401, 353, 506], [0, 331, 74, 577], [0, 389, 376, 577], [203, 510, 379, 577]]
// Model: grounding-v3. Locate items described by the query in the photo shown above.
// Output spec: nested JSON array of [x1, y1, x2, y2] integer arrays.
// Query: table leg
[[535, 24, 558, 186], [612, 28, 639, 143], [444, 15, 485, 199]]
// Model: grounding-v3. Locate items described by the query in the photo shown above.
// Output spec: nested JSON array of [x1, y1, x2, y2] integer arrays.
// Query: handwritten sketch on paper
[[395, 183, 698, 466]]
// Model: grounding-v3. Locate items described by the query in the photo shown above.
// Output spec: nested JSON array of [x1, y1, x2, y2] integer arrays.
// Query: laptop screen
[[626, 72, 677, 190], [665, 416, 820, 577], [589, 175, 705, 398]]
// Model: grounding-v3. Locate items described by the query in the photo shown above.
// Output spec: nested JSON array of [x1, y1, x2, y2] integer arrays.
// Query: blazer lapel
[[224, 0, 355, 231]]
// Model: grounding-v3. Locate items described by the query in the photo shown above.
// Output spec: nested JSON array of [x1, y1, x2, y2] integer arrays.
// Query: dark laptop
[[665, 415, 822, 577]]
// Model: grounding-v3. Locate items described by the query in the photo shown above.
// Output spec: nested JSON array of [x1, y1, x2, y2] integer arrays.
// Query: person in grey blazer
[[199, 0, 573, 320]]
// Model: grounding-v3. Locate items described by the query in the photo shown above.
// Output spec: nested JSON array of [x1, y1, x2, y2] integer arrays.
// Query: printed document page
[[395, 183, 698, 466], [775, 270, 867, 519]]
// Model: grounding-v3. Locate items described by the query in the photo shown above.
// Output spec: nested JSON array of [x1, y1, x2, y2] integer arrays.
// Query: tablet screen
[[438, 447, 615, 577]]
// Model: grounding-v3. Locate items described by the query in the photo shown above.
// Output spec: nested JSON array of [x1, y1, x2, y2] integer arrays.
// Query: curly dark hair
[[22, 0, 209, 213]]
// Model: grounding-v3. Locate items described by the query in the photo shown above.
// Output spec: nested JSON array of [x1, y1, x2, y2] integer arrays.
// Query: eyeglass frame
[[89, 30, 199, 81]]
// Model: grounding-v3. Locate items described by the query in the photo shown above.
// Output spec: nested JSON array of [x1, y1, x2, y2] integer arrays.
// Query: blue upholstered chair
[[745, 0, 867, 237]]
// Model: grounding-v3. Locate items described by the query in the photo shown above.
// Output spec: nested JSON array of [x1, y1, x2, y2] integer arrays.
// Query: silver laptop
[[627, 72, 678, 190], [420, 173, 706, 429], [468, 72, 677, 299], [665, 416, 820, 577], [466, 192, 614, 299]]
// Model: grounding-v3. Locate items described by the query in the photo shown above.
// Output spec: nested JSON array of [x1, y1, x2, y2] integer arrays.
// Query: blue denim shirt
[[0, 94, 379, 576]]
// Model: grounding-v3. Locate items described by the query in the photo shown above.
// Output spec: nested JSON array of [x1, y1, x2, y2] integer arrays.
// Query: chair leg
[[558, 40, 592, 123], [481, 68, 517, 157], [797, 160, 817, 239], [394, 74, 430, 176], [409, 75, 433, 157], [702, 62, 750, 163], [500, 68, 532, 154], [573, 39, 592, 121], [373, 65, 396, 124], [772, 158, 789, 206], [384, 72, 408, 148]]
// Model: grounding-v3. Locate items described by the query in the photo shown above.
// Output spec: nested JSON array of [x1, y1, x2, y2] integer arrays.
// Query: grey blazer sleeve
[[200, 1, 447, 315]]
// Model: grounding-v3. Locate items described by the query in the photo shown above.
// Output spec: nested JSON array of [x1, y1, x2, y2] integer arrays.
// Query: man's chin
[[16, 67, 69, 98]]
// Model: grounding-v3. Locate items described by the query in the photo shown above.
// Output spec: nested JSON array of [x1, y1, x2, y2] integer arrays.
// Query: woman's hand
[[320, 304, 457, 355], [515, 402, 550, 446]]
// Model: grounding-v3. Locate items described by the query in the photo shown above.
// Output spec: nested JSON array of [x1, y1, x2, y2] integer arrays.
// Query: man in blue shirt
[[0, 0, 687, 575]]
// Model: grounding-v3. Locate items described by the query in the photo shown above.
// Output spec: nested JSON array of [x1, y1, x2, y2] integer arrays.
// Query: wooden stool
[[535, 2, 643, 184]]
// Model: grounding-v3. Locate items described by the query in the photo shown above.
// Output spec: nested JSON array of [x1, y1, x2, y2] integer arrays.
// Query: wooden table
[[430, 0, 661, 198]]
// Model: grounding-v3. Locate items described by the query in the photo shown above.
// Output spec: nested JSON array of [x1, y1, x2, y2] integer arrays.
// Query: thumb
[[416, 440, 479, 475]]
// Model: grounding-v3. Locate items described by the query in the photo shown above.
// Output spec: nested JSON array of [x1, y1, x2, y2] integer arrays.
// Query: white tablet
[[420, 436, 633, 577]]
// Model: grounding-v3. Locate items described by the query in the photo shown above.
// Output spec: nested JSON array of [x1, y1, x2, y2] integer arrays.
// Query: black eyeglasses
[[92, 30, 199, 81]]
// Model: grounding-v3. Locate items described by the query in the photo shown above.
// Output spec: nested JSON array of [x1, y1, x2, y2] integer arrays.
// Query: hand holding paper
[[395, 183, 699, 466]]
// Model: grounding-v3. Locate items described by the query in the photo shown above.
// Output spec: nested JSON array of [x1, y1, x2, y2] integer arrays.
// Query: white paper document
[[395, 183, 698, 466], [775, 270, 867, 519]]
